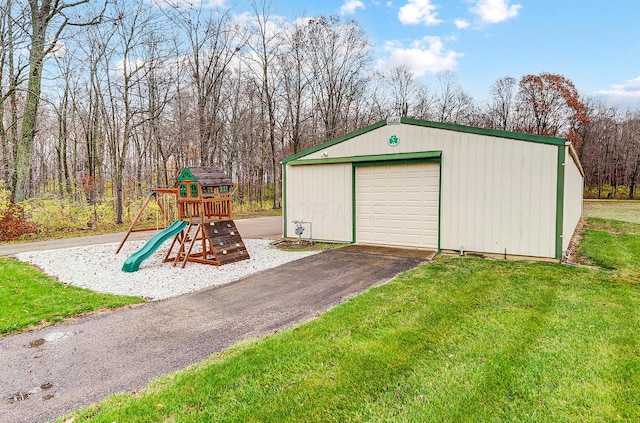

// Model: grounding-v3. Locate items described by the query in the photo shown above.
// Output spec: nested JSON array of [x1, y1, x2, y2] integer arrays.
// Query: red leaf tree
[[515, 72, 590, 149]]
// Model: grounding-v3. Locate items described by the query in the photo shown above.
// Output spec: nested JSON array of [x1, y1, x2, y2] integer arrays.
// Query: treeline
[[1, 0, 639, 226]]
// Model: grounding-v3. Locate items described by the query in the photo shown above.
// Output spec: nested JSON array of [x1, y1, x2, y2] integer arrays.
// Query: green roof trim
[[400, 117, 566, 146], [282, 120, 387, 164], [176, 167, 196, 182], [283, 118, 567, 164], [287, 151, 442, 166]]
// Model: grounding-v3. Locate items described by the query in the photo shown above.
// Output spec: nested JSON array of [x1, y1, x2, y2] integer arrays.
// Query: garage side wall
[[562, 145, 584, 252], [284, 163, 352, 242], [297, 123, 559, 258]]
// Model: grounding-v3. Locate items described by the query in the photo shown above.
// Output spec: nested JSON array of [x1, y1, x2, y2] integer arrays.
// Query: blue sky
[[234, 0, 640, 107]]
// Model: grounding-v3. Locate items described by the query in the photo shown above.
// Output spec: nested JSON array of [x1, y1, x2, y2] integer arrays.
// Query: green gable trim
[[288, 151, 442, 166], [401, 117, 566, 146], [555, 144, 566, 259], [283, 118, 567, 165], [176, 167, 196, 182], [282, 120, 387, 164]]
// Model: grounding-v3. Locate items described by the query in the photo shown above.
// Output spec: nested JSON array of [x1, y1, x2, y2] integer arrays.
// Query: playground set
[[117, 167, 249, 272]]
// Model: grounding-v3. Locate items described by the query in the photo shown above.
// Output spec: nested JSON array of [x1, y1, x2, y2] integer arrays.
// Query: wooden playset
[[118, 167, 250, 271]]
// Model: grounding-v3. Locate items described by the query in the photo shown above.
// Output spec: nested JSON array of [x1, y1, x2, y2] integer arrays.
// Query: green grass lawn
[[584, 200, 640, 224], [60, 217, 640, 423], [0, 258, 144, 335]]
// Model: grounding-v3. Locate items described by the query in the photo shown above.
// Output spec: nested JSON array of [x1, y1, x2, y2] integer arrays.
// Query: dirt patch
[[338, 244, 436, 260], [7, 392, 31, 404], [29, 338, 45, 348], [564, 217, 593, 266], [272, 240, 344, 252], [273, 241, 436, 260]]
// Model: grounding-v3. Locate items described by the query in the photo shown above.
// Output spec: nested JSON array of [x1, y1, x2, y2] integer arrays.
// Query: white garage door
[[355, 162, 439, 249]]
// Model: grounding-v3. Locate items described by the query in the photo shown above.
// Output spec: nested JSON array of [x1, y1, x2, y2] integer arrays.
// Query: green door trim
[[351, 154, 442, 251]]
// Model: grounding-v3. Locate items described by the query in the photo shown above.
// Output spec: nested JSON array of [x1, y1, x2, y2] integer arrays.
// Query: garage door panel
[[356, 163, 439, 249]]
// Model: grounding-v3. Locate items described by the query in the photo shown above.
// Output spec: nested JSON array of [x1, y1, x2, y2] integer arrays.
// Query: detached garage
[[282, 117, 583, 261]]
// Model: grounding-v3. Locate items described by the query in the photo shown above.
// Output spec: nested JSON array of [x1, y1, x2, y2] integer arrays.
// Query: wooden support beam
[[115, 192, 155, 254]]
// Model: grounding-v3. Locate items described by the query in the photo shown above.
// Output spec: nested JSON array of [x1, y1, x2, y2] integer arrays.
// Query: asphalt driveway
[[0, 241, 429, 423]]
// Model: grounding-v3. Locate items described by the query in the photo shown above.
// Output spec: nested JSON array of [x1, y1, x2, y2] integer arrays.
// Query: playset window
[[190, 183, 199, 198]]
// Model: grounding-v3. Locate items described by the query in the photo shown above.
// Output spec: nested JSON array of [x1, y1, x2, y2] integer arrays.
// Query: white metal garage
[[355, 163, 439, 248], [282, 118, 583, 261]]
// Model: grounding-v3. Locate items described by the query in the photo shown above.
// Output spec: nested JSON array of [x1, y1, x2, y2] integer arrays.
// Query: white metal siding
[[355, 163, 439, 248], [563, 146, 584, 252], [440, 136, 557, 258], [285, 163, 352, 242], [296, 123, 560, 258]]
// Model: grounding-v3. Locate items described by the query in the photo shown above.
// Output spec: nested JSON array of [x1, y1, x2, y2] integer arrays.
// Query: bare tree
[[73, 21, 117, 204], [52, 52, 76, 198], [387, 64, 416, 117], [435, 71, 474, 124], [0, 0, 29, 191], [245, 0, 282, 209], [13, 0, 101, 201], [168, 4, 244, 166], [412, 84, 437, 121], [278, 18, 311, 155], [304, 16, 372, 140], [487, 76, 517, 130], [623, 112, 640, 198], [139, 30, 176, 188], [102, 0, 159, 223]]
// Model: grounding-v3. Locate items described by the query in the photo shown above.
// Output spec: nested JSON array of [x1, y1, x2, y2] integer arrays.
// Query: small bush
[[0, 181, 39, 241]]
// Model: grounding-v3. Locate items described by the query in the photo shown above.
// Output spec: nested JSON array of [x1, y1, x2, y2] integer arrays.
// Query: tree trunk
[[14, 52, 45, 200]]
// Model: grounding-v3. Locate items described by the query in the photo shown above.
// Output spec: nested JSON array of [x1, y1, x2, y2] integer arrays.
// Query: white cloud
[[470, 0, 521, 24], [233, 11, 290, 42], [454, 19, 470, 29], [377, 36, 462, 76], [398, 0, 442, 26], [47, 40, 67, 58], [597, 76, 640, 98], [340, 0, 365, 15]]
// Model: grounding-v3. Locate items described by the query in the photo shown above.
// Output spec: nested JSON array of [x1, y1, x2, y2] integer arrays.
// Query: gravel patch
[[15, 239, 317, 301]]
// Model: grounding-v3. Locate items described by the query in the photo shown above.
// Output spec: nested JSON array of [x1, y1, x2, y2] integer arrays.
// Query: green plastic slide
[[121, 220, 188, 272]]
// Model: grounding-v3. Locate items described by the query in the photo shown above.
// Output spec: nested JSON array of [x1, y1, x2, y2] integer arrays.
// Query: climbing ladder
[[164, 219, 249, 268]]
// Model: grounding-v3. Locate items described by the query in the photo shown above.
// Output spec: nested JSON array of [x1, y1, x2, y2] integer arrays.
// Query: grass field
[[584, 200, 640, 224], [57, 215, 640, 423], [0, 258, 144, 336]]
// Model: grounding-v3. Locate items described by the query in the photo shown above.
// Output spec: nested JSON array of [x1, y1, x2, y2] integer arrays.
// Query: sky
[[233, 0, 640, 108]]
